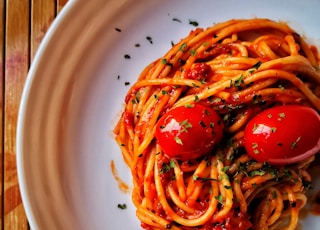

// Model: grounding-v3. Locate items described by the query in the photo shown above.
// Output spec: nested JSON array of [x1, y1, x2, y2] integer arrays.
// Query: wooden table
[[1, 0, 69, 229]]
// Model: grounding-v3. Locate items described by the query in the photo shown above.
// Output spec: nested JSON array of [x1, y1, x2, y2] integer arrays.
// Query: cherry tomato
[[155, 104, 224, 160], [185, 63, 211, 81], [244, 105, 320, 165]]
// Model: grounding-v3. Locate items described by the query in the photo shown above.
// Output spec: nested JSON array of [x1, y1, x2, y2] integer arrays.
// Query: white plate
[[17, 0, 320, 229]]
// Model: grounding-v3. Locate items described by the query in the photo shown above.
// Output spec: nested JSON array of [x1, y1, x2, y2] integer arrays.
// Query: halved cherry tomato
[[185, 63, 211, 81], [155, 104, 224, 160], [244, 105, 320, 165]]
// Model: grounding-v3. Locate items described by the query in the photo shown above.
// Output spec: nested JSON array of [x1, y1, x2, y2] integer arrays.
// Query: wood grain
[[57, 0, 69, 13], [3, 0, 68, 229], [0, 0, 4, 227], [4, 0, 30, 228], [31, 0, 56, 62]]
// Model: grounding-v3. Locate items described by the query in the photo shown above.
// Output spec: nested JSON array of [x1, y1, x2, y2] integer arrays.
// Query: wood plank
[[57, 0, 69, 13], [4, 0, 30, 228], [3, 0, 68, 228], [31, 0, 56, 61], [0, 0, 4, 227]]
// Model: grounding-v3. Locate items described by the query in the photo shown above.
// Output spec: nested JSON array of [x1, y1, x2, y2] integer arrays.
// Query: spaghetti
[[113, 18, 320, 229]]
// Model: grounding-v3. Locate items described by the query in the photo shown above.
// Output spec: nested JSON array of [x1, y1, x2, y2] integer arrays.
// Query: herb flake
[[175, 136, 183, 145], [117, 203, 127, 209], [189, 20, 199, 27], [215, 194, 223, 204]]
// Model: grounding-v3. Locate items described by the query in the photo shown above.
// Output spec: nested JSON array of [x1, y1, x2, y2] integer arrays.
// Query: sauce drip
[[110, 160, 130, 194]]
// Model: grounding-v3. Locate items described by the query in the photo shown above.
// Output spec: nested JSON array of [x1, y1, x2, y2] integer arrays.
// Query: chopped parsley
[[189, 20, 199, 26], [184, 103, 194, 108], [248, 61, 262, 73], [193, 175, 219, 182], [192, 83, 200, 88], [160, 160, 176, 174], [161, 89, 169, 95], [146, 36, 153, 44], [250, 169, 266, 177], [270, 127, 277, 133], [194, 95, 200, 102], [174, 136, 183, 145], [215, 194, 223, 204], [272, 191, 278, 198], [173, 18, 182, 23], [180, 119, 193, 132], [179, 43, 188, 52], [161, 58, 173, 67], [252, 61, 262, 69], [204, 109, 210, 116], [252, 142, 258, 149], [190, 49, 197, 56], [199, 120, 206, 128], [234, 74, 244, 88], [278, 112, 286, 119], [117, 203, 127, 209], [290, 136, 301, 149], [251, 142, 259, 154], [222, 166, 230, 173]]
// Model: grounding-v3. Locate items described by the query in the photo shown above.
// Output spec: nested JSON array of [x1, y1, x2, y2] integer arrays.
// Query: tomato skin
[[155, 104, 224, 160], [185, 63, 211, 81], [244, 105, 320, 165]]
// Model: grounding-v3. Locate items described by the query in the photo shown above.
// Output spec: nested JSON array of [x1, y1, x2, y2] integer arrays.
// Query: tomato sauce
[[123, 111, 134, 129], [110, 160, 130, 194]]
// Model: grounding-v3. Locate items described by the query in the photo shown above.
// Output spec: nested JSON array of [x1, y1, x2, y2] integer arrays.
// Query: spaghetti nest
[[114, 18, 320, 229]]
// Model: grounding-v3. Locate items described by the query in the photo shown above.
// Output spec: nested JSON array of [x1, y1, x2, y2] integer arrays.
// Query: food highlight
[[114, 18, 320, 229]]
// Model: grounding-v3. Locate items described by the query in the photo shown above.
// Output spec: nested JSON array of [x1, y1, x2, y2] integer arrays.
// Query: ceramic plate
[[17, 0, 320, 229]]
